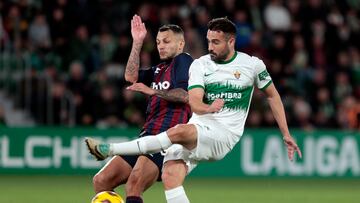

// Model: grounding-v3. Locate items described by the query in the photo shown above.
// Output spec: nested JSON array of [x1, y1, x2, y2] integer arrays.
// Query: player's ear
[[228, 35, 235, 46], [178, 38, 185, 51]]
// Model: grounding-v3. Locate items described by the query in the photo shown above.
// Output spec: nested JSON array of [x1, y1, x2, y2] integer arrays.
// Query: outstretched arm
[[125, 15, 147, 83], [263, 83, 302, 161], [127, 83, 189, 103]]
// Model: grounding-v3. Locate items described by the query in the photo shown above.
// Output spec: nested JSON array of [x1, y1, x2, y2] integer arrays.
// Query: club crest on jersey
[[155, 67, 161, 74], [234, 70, 241, 79]]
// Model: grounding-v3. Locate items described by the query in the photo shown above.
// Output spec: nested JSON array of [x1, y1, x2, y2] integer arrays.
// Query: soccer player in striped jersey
[[86, 17, 301, 203], [91, 15, 193, 203]]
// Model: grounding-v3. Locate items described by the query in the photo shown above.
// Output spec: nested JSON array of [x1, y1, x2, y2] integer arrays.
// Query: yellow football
[[91, 191, 124, 203]]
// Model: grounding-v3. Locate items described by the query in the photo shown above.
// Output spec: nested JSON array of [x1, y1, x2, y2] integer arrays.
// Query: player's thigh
[[162, 159, 187, 190], [94, 156, 132, 186], [127, 155, 160, 190], [167, 124, 198, 150], [192, 123, 239, 161]]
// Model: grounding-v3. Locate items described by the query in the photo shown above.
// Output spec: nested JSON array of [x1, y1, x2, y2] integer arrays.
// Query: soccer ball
[[91, 191, 124, 203]]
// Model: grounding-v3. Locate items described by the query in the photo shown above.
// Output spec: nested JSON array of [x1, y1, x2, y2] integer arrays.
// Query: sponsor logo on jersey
[[258, 70, 269, 81], [151, 81, 170, 90], [207, 92, 242, 100]]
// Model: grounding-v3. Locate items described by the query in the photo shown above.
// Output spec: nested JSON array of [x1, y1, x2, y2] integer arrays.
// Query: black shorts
[[121, 131, 164, 181]]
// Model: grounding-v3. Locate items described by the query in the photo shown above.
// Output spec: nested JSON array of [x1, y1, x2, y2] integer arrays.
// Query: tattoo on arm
[[125, 42, 143, 82], [154, 88, 189, 103]]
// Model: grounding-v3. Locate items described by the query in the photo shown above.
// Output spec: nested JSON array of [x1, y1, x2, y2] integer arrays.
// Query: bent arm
[[127, 83, 188, 103], [125, 15, 147, 83], [154, 88, 189, 103], [189, 88, 209, 114], [125, 42, 143, 83], [189, 88, 223, 114]]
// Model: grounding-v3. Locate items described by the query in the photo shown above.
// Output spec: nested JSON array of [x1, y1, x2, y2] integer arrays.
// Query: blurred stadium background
[[0, 0, 360, 202]]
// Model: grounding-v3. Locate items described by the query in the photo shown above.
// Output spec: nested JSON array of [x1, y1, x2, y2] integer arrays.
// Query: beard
[[209, 47, 230, 63], [159, 49, 178, 61]]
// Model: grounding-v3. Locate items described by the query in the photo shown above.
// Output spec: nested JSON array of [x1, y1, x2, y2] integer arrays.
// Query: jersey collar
[[216, 51, 237, 64]]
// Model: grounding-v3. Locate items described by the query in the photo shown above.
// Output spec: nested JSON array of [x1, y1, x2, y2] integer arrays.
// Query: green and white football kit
[[164, 52, 272, 172]]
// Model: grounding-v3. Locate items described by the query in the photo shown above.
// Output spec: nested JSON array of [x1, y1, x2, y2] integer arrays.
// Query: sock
[[165, 186, 190, 203], [126, 196, 143, 203], [110, 132, 172, 155]]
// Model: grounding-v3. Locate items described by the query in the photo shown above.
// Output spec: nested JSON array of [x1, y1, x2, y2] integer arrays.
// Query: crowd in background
[[0, 0, 360, 130]]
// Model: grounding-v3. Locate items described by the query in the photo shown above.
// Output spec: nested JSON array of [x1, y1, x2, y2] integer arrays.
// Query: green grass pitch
[[0, 175, 359, 203]]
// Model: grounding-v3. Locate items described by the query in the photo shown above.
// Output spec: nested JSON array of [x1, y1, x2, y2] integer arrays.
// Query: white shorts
[[163, 120, 240, 174]]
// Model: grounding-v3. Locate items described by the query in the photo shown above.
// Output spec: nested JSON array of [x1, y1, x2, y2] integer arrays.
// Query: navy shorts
[[121, 131, 164, 181]]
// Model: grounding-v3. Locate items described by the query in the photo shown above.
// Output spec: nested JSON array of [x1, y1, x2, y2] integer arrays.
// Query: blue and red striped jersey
[[138, 53, 193, 134]]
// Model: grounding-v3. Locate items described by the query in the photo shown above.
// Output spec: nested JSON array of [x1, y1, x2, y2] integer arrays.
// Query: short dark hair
[[207, 17, 236, 36], [159, 24, 184, 35]]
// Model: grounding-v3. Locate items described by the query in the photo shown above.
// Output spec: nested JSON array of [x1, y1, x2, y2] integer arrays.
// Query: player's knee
[[161, 169, 178, 188], [171, 124, 189, 140], [93, 173, 108, 189], [161, 171, 171, 185], [161, 170, 171, 183]]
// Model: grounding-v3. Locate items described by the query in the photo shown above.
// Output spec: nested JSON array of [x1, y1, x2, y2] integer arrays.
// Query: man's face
[[156, 30, 184, 60], [207, 30, 232, 62]]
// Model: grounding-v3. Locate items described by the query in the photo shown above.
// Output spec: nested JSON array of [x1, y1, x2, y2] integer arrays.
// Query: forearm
[[154, 88, 189, 103], [267, 93, 291, 137], [189, 99, 211, 115], [125, 42, 143, 83]]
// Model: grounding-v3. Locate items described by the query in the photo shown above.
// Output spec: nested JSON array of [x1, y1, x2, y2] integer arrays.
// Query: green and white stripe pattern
[[188, 51, 272, 136]]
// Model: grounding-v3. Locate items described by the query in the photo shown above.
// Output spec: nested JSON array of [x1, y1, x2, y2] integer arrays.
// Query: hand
[[207, 99, 224, 113], [283, 135, 302, 161], [127, 83, 155, 96], [131, 14, 147, 43]]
